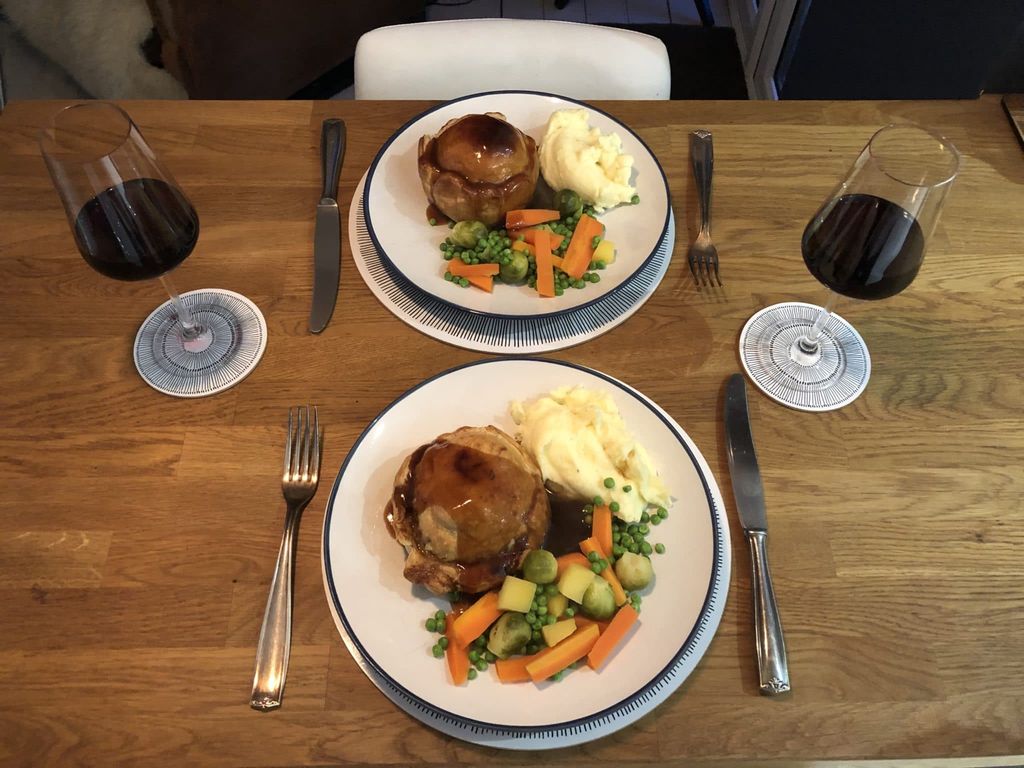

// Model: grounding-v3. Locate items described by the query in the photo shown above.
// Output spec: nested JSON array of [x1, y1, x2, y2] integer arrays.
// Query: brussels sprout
[[450, 220, 488, 248], [521, 549, 558, 584], [581, 577, 616, 620], [614, 551, 653, 591], [499, 250, 530, 283], [486, 612, 532, 659], [553, 189, 583, 219]]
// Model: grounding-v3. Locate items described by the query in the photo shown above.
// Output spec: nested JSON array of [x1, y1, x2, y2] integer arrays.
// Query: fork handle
[[250, 503, 305, 710], [691, 130, 714, 234]]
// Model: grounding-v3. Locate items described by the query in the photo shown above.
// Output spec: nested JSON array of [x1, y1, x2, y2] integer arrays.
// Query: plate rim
[[362, 90, 672, 320], [322, 356, 727, 736]]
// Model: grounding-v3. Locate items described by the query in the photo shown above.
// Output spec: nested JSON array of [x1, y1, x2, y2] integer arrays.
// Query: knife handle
[[747, 530, 791, 695], [690, 130, 713, 234], [320, 119, 344, 200]]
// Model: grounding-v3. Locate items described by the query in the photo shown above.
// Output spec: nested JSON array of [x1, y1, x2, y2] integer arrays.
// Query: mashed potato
[[539, 109, 636, 213], [510, 386, 669, 523]]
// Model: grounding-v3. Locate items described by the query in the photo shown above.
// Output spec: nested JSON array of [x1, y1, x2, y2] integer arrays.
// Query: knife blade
[[724, 373, 791, 695], [309, 118, 346, 334]]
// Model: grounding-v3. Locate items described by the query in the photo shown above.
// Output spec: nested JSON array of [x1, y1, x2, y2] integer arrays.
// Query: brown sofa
[[145, 0, 424, 98]]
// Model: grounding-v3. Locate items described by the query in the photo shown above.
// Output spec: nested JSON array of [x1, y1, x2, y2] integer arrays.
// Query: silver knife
[[309, 118, 346, 334], [724, 373, 791, 695]]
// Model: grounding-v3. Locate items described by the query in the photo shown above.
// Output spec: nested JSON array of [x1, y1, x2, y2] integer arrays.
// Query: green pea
[[655, 543, 666, 554], [439, 637, 449, 649], [532, 630, 541, 641], [468, 649, 480, 662], [604, 477, 615, 489], [545, 583, 559, 596], [639, 524, 650, 535], [443, 272, 453, 282], [537, 594, 547, 606], [429, 217, 437, 226], [584, 504, 594, 514], [595, 260, 607, 270], [640, 511, 650, 523], [612, 532, 622, 543], [459, 277, 470, 288], [474, 636, 487, 649], [432, 644, 444, 658], [435, 610, 446, 622], [651, 515, 662, 526], [484, 651, 497, 663], [554, 287, 564, 296], [609, 501, 620, 514], [641, 541, 653, 555], [659, 508, 669, 519], [623, 484, 632, 492], [549, 671, 564, 682], [526, 612, 537, 624], [631, 194, 640, 204], [468, 668, 478, 680], [525, 643, 539, 654], [537, 606, 548, 616], [593, 496, 604, 506], [587, 551, 599, 563], [425, 618, 437, 632], [474, 659, 488, 671], [583, 513, 593, 525], [591, 563, 602, 574], [564, 607, 575, 617]]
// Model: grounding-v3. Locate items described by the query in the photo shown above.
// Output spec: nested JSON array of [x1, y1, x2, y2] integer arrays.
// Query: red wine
[[72, 178, 199, 281], [802, 193, 925, 300]]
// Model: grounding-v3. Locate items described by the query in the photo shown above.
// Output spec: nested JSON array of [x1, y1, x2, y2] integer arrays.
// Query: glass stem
[[159, 273, 202, 340], [797, 290, 841, 354]]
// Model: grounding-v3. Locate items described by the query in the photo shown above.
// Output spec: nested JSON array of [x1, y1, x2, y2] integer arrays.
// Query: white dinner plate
[[321, 358, 730, 749], [363, 91, 671, 319]]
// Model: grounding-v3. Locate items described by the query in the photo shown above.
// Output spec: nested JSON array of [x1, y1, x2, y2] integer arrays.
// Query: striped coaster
[[739, 302, 870, 412], [133, 289, 267, 398]]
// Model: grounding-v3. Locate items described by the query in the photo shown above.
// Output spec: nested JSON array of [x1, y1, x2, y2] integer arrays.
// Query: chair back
[[355, 19, 670, 100]]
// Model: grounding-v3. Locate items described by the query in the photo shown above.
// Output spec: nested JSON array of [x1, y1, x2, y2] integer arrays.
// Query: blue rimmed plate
[[362, 91, 672, 320], [321, 358, 730, 749]]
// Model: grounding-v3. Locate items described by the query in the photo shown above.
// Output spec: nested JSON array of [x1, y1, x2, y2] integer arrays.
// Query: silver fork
[[689, 130, 722, 288], [250, 405, 322, 711]]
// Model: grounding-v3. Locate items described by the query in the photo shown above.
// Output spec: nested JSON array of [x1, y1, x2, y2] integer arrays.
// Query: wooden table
[[0, 97, 1021, 767]]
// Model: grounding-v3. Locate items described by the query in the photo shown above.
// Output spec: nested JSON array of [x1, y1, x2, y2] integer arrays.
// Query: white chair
[[354, 19, 671, 100]]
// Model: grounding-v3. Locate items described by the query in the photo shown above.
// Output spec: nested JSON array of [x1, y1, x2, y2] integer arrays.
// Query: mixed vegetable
[[432, 188, 639, 296], [421, 481, 669, 685]]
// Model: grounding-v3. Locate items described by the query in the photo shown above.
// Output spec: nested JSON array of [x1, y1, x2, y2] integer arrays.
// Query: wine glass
[[739, 124, 960, 411], [39, 102, 266, 397]]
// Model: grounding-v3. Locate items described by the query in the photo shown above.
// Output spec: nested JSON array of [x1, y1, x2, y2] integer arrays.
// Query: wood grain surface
[[0, 97, 1022, 767]]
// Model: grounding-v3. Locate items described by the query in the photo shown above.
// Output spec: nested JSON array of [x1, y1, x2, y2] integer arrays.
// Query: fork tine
[[283, 408, 294, 478], [299, 405, 312, 479], [291, 406, 304, 479], [311, 407, 321, 483], [688, 252, 700, 288], [712, 253, 722, 287]]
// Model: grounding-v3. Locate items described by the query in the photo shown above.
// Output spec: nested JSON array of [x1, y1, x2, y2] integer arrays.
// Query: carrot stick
[[534, 229, 555, 298], [520, 228, 565, 249], [587, 604, 639, 671], [465, 275, 493, 292], [448, 260, 500, 278], [451, 591, 501, 648], [495, 651, 543, 683], [511, 239, 534, 256], [562, 214, 604, 279], [592, 505, 613, 558], [525, 623, 600, 682], [445, 612, 471, 685], [505, 209, 560, 230], [579, 537, 628, 606], [551, 254, 565, 270], [556, 552, 590, 578]]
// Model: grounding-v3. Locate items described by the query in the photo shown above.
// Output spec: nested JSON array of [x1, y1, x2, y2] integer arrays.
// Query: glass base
[[133, 288, 267, 398], [738, 302, 871, 412]]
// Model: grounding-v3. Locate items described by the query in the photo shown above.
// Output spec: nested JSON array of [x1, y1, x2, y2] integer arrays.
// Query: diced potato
[[541, 617, 577, 647], [593, 239, 616, 265], [497, 575, 537, 613], [557, 563, 596, 603], [546, 593, 568, 619]]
